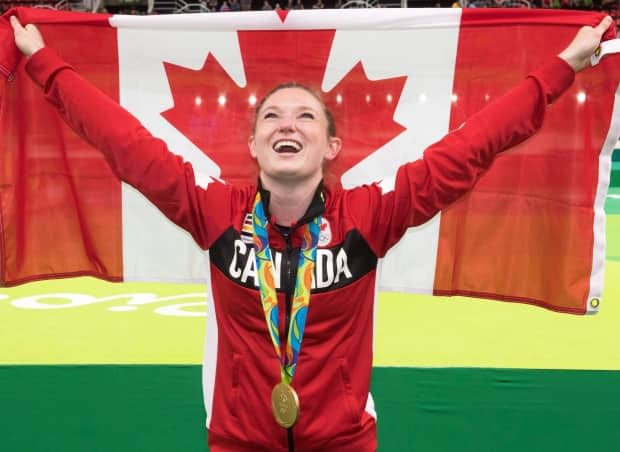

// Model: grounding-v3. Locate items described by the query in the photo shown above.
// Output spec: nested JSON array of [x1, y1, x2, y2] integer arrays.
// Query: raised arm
[[349, 16, 614, 257], [10, 16, 232, 250]]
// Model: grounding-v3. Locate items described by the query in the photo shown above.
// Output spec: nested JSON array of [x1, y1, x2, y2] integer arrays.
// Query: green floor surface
[[1, 366, 619, 452]]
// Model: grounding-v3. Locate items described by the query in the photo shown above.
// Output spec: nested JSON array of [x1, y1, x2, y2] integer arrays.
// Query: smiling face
[[248, 86, 341, 187]]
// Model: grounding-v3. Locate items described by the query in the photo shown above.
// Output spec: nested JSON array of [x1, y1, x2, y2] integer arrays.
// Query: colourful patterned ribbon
[[252, 190, 321, 385]]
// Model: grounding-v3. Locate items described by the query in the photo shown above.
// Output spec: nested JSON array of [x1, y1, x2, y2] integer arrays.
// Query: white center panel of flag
[[113, 9, 461, 291]]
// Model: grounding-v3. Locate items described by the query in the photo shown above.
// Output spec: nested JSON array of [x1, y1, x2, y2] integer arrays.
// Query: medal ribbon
[[252, 190, 321, 385]]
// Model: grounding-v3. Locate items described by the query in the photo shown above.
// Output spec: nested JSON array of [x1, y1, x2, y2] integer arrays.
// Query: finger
[[594, 16, 613, 36], [9, 15, 24, 33]]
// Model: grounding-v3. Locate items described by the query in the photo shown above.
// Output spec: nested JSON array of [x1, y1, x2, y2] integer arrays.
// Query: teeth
[[273, 140, 302, 152]]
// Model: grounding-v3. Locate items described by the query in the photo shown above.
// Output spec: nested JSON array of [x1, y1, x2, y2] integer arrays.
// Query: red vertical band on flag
[[0, 9, 121, 285], [434, 9, 620, 314]]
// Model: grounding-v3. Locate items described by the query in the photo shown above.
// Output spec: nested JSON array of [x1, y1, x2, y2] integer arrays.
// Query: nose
[[277, 113, 295, 133]]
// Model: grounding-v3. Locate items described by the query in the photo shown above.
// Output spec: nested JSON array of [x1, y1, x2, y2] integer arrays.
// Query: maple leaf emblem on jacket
[[161, 28, 407, 186]]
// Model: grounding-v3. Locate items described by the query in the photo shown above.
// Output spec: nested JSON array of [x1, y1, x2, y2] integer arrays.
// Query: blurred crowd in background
[[1, 0, 618, 30]]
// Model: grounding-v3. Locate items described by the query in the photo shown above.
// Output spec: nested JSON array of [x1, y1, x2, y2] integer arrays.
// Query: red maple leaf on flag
[[161, 24, 407, 187]]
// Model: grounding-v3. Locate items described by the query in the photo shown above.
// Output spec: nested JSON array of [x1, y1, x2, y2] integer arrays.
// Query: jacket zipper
[[280, 229, 296, 452], [283, 232, 294, 334]]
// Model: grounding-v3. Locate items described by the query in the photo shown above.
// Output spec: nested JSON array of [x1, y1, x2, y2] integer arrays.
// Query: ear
[[324, 136, 342, 161], [248, 135, 258, 159]]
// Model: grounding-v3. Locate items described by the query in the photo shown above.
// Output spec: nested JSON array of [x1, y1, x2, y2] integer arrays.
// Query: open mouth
[[273, 139, 303, 154]]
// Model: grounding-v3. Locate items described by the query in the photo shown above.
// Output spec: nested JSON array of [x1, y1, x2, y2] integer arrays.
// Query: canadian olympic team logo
[[319, 218, 332, 247]]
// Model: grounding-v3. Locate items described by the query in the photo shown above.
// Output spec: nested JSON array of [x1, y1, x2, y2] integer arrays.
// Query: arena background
[[0, 147, 617, 451]]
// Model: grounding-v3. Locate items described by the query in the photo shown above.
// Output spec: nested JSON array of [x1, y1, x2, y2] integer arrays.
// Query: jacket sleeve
[[346, 56, 575, 258], [25, 46, 235, 250]]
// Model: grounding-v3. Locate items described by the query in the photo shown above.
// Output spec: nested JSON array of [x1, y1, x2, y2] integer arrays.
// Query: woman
[[10, 14, 613, 452]]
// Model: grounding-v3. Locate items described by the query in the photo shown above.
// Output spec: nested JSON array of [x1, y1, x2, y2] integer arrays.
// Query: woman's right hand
[[10, 16, 45, 57]]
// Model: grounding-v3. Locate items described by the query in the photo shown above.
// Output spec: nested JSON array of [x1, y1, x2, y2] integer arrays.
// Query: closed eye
[[263, 112, 277, 119], [299, 112, 315, 119]]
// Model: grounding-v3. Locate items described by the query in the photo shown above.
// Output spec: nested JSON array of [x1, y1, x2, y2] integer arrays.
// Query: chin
[[268, 168, 313, 183], [274, 171, 305, 181]]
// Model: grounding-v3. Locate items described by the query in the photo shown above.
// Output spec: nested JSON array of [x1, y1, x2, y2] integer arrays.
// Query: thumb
[[594, 16, 613, 37], [9, 16, 24, 33]]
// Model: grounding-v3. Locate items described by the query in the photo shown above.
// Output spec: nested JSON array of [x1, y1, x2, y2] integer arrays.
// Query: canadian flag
[[0, 7, 618, 314]]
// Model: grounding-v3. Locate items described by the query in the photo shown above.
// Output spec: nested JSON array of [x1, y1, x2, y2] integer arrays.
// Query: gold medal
[[271, 383, 299, 428]]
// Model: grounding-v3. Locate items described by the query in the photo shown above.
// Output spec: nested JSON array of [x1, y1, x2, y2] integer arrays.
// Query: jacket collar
[[257, 179, 325, 228]]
